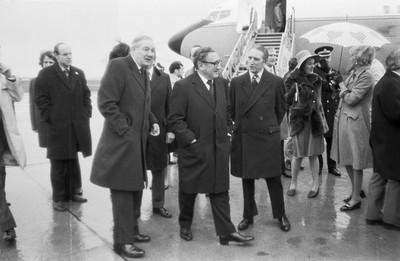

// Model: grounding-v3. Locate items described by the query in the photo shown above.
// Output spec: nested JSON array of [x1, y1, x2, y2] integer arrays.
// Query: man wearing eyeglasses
[[230, 45, 291, 232], [168, 46, 254, 245]]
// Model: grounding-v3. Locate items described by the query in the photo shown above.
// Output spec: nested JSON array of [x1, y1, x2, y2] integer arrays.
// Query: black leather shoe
[[366, 219, 386, 226], [237, 218, 253, 231], [281, 171, 292, 178], [53, 201, 66, 212], [71, 194, 88, 203], [134, 234, 151, 243], [279, 215, 291, 232], [384, 223, 400, 231], [328, 168, 341, 176], [219, 232, 254, 245], [3, 228, 16, 241], [114, 243, 145, 258], [180, 227, 193, 241], [153, 207, 172, 218], [307, 189, 319, 198], [340, 201, 361, 211], [344, 190, 366, 203]]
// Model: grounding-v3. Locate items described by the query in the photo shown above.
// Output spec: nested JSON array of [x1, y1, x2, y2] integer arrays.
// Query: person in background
[[184, 45, 201, 77], [168, 46, 254, 245], [90, 35, 159, 258], [108, 41, 130, 60], [314, 46, 341, 177], [265, 48, 277, 75], [285, 50, 328, 199], [367, 48, 400, 231], [274, 0, 283, 32], [230, 45, 291, 232], [169, 61, 184, 88], [35, 43, 91, 212], [29, 51, 55, 148], [0, 49, 26, 241], [331, 46, 374, 212]]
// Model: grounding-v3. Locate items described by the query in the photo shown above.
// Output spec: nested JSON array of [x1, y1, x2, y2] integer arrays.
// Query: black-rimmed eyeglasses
[[201, 60, 221, 67]]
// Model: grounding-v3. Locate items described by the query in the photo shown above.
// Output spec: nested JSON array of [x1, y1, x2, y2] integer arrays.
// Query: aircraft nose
[[168, 20, 212, 55]]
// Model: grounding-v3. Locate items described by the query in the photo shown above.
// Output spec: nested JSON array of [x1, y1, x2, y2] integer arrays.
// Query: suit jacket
[[90, 56, 157, 191], [230, 70, 285, 179], [146, 66, 172, 171], [370, 70, 400, 180], [168, 72, 232, 193], [35, 64, 92, 159]]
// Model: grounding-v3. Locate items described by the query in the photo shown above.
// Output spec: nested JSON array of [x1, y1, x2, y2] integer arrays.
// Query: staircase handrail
[[222, 8, 258, 81], [276, 7, 296, 77]]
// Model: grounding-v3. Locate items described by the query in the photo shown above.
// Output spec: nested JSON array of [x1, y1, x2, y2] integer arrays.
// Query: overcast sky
[[0, 0, 227, 78]]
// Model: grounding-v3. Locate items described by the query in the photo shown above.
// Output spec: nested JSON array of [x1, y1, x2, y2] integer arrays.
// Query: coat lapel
[[240, 72, 254, 98], [150, 66, 162, 92], [69, 66, 78, 90], [54, 64, 72, 89], [243, 70, 271, 114], [126, 56, 146, 93], [192, 72, 215, 109]]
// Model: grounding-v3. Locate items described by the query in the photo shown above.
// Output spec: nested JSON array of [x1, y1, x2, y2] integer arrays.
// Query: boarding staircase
[[222, 8, 296, 81]]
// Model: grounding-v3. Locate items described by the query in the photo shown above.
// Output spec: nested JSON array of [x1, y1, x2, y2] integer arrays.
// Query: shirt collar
[[147, 66, 154, 80], [249, 69, 264, 82], [58, 63, 70, 72], [130, 53, 143, 72], [197, 72, 212, 90]]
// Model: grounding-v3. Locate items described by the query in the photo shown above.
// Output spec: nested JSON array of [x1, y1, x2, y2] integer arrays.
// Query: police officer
[[314, 46, 341, 177]]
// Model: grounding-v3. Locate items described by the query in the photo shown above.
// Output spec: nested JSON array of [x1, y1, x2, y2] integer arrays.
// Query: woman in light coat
[[331, 46, 374, 211], [0, 61, 26, 241]]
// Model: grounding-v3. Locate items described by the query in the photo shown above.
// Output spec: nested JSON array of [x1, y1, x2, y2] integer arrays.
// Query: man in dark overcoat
[[35, 43, 91, 212], [90, 35, 159, 258], [314, 46, 341, 176], [168, 46, 254, 245], [230, 45, 290, 232], [144, 64, 174, 218], [367, 48, 400, 231]]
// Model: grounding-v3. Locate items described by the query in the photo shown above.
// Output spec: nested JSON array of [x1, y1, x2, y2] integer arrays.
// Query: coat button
[[259, 116, 263, 120]]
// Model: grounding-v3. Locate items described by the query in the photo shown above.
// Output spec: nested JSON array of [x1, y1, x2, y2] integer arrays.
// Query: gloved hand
[[319, 58, 330, 73], [288, 68, 300, 79], [333, 72, 343, 84]]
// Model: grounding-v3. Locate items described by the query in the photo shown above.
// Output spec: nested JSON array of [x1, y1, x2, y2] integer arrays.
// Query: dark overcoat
[[370, 70, 400, 180], [146, 67, 171, 171], [29, 78, 48, 147], [314, 66, 339, 138], [168, 72, 232, 194], [230, 71, 285, 179], [35, 64, 92, 159], [90, 56, 157, 191]]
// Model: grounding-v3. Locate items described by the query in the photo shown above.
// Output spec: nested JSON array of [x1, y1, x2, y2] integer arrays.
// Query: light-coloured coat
[[0, 75, 26, 168], [331, 66, 373, 170]]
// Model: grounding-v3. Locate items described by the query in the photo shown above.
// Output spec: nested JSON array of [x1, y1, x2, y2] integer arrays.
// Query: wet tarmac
[[1, 92, 399, 261]]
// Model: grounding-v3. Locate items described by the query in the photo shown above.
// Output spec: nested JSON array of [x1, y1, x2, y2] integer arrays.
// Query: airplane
[[168, 0, 400, 77]]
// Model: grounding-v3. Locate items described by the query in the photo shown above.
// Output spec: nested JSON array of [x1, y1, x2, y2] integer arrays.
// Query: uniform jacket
[[29, 78, 48, 147], [331, 66, 373, 169], [0, 75, 26, 168], [90, 56, 157, 191], [314, 66, 339, 137], [230, 70, 285, 179], [35, 64, 92, 159], [285, 72, 328, 137], [146, 66, 172, 171], [168, 72, 232, 194], [370, 70, 400, 180]]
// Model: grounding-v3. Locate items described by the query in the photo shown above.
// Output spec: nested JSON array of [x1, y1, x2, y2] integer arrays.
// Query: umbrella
[[300, 22, 390, 48]]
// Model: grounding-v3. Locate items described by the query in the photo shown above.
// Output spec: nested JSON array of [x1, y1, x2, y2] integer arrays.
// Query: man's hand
[[165, 132, 175, 144], [150, 123, 160, 136]]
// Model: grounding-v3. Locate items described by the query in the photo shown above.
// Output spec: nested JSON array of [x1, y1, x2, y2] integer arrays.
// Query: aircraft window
[[383, 6, 389, 14], [206, 11, 219, 21], [219, 10, 231, 19]]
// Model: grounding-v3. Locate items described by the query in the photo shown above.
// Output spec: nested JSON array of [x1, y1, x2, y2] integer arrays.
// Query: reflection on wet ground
[[1, 93, 399, 260]]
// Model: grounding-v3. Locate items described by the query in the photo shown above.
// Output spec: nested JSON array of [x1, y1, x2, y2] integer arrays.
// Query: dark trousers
[[242, 176, 285, 219], [151, 167, 166, 208], [281, 140, 285, 171], [110, 189, 141, 244], [179, 190, 236, 236], [0, 167, 16, 232], [50, 157, 81, 202], [318, 136, 336, 171]]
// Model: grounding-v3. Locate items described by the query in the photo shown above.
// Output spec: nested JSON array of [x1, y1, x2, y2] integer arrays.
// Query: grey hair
[[385, 48, 400, 71], [349, 46, 375, 66], [131, 35, 153, 48]]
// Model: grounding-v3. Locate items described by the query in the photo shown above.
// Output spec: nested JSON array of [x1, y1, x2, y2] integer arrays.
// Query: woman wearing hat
[[331, 46, 374, 211], [284, 50, 328, 198]]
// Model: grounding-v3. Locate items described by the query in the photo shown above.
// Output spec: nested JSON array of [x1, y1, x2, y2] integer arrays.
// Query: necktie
[[251, 74, 258, 90], [64, 69, 69, 78], [207, 80, 215, 101], [140, 68, 147, 85]]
